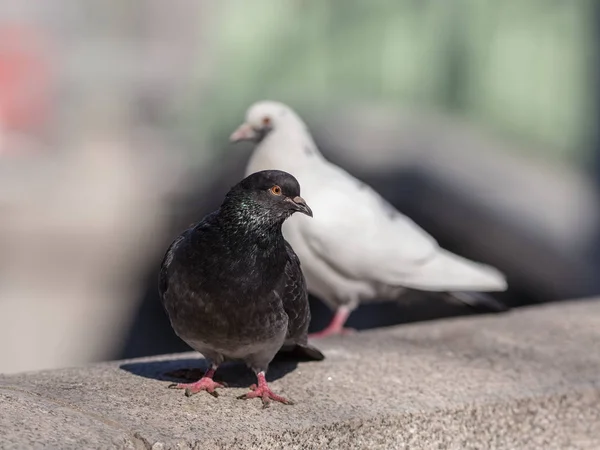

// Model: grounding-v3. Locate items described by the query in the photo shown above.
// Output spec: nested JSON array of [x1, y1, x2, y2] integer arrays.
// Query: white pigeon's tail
[[443, 291, 509, 312], [401, 249, 507, 292]]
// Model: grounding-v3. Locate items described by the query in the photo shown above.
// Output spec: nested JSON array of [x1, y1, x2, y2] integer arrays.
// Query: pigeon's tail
[[444, 291, 510, 313], [276, 343, 325, 361], [402, 249, 508, 293]]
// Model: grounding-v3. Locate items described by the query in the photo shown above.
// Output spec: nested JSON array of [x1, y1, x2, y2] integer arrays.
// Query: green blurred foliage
[[186, 0, 595, 166]]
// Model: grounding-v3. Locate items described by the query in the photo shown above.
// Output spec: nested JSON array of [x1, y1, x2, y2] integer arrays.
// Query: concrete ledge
[[2, 299, 600, 449]]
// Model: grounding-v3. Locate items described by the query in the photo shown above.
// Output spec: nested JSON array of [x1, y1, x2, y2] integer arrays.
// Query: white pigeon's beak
[[230, 123, 257, 143]]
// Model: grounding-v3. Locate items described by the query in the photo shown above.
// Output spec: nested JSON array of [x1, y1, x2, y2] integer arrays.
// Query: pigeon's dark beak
[[287, 196, 313, 217], [230, 123, 257, 143]]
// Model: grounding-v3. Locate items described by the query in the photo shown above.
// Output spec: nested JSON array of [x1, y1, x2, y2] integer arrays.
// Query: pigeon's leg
[[309, 306, 353, 338], [237, 371, 293, 408], [168, 364, 225, 397]]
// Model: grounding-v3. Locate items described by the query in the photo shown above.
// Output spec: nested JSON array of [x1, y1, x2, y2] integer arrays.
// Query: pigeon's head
[[225, 170, 312, 221], [230, 101, 299, 144]]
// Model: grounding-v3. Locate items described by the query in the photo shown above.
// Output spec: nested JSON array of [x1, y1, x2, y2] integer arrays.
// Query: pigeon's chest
[[167, 282, 288, 358], [169, 250, 285, 306], [192, 247, 285, 294], [165, 253, 288, 339]]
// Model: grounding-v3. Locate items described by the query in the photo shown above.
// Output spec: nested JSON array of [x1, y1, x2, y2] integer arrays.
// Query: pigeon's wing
[[281, 241, 311, 342], [298, 164, 437, 282], [158, 216, 208, 301], [158, 212, 220, 300], [158, 230, 190, 301], [279, 243, 324, 360], [298, 164, 506, 291]]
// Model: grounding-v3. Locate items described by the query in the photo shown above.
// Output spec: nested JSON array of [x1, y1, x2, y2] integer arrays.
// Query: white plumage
[[231, 101, 508, 336]]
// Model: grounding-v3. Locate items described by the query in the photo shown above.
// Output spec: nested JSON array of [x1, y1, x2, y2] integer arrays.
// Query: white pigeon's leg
[[237, 371, 293, 408], [168, 363, 225, 397], [309, 305, 354, 338]]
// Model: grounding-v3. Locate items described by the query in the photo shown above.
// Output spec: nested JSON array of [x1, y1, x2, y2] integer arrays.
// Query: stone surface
[[2, 299, 600, 449]]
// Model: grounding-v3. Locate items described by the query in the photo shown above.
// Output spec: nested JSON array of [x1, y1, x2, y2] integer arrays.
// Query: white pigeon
[[230, 101, 508, 337]]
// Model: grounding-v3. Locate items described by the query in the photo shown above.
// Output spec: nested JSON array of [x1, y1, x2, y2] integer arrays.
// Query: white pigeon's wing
[[398, 248, 507, 291], [297, 163, 506, 292], [295, 163, 438, 281]]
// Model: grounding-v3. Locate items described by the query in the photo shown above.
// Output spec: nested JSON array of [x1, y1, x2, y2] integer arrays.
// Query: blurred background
[[1, 0, 599, 374]]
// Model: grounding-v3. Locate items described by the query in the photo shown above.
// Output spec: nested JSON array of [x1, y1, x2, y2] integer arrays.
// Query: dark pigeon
[[159, 169, 324, 407]]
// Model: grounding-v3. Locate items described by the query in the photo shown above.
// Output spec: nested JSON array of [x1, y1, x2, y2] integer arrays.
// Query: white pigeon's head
[[229, 101, 304, 144]]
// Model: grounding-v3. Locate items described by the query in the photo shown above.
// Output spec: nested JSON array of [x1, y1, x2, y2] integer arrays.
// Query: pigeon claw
[[237, 383, 294, 408], [168, 377, 225, 398]]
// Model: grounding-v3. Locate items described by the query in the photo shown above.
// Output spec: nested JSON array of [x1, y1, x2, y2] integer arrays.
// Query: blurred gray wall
[[1, 0, 599, 372]]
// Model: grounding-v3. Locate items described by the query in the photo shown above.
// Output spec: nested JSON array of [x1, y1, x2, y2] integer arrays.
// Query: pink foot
[[168, 366, 224, 398], [237, 372, 293, 408], [308, 307, 354, 338]]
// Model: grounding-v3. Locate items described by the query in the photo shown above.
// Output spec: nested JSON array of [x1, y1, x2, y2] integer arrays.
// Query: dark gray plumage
[[159, 170, 323, 407]]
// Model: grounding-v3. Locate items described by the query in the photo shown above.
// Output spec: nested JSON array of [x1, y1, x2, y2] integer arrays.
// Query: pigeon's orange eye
[[262, 116, 271, 127], [270, 185, 282, 196]]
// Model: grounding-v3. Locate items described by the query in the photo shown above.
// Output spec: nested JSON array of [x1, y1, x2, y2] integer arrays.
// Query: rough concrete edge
[[0, 384, 149, 450], [130, 384, 600, 450], [2, 372, 599, 450]]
